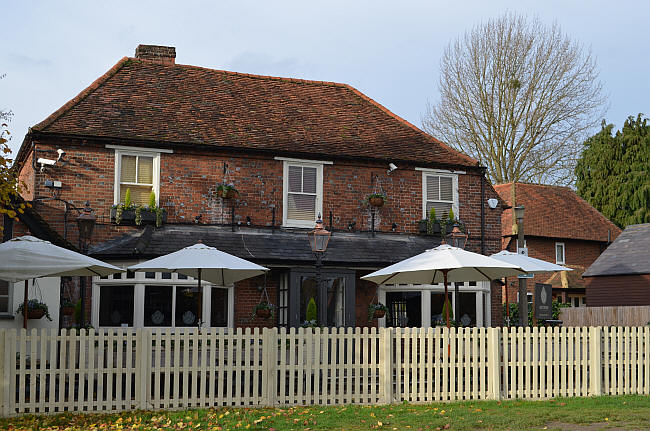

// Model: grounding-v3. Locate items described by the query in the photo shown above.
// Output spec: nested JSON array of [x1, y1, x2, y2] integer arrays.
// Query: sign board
[[534, 283, 553, 320], [517, 273, 534, 279]]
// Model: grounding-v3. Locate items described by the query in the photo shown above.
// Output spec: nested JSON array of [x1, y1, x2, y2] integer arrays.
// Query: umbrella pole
[[23, 279, 28, 330], [505, 277, 510, 327], [197, 268, 202, 329], [443, 269, 450, 357]]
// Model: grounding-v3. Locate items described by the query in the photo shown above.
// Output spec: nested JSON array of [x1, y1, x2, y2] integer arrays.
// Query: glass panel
[[439, 176, 453, 201], [287, 193, 316, 221], [120, 155, 137, 183], [302, 167, 317, 194], [120, 185, 153, 205], [458, 292, 476, 327], [113, 272, 122, 280], [161, 272, 172, 279], [210, 287, 228, 327], [0, 297, 7, 313], [137, 156, 154, 184], [326, 277, 345, 327], [99, 285, 134, 326], [431, 292, 446, 326], [144, 285, 172, 327], [175, 286, 202, 327], [386, 291, 421, 327], [426, 201, 452, 219], [145, 272, 156, 279], [300, 276, 318, 324], [288, 165, 302, 193], [126, 270, 135, 279], [426, 175, 439, 201], [178, 273, 188, 280], [0, 280, 8, 296]]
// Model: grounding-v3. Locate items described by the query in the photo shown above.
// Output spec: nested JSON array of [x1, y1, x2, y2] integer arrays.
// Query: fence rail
[[1, 326, 649, 416]]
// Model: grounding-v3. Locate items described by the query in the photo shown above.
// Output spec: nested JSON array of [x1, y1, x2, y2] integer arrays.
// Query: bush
[[503, 299, 569, 326]]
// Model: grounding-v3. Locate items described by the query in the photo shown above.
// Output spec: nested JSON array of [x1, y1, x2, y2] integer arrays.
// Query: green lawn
[[1, 395, 648, 430]]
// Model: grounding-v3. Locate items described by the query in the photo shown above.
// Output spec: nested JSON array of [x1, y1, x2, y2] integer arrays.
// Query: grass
[[0, 395, 648, 430]]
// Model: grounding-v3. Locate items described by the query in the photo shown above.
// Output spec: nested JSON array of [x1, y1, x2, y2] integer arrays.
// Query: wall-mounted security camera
[[387, 163, 398, 174], [56, 149, 66, 161], [44, 180, 62, 189], [487, 198, 499, 209], [37, 158, 56, 173]]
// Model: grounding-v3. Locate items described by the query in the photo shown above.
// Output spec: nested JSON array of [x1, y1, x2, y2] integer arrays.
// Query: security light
[[487, 198, 498, 209], [387, 163, 398, 174]]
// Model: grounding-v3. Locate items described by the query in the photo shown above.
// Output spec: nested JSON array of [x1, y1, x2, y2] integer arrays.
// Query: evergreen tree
[[576, 114, 650, 228]]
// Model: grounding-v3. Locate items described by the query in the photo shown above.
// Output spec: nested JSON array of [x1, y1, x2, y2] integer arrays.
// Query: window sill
[[0, 314, 15, 320]]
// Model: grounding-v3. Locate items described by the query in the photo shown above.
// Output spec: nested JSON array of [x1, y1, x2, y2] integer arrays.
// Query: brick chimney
[[134, 44, 176, 65]]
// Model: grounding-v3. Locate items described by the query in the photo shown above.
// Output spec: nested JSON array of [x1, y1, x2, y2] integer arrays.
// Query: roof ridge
[[32, 57, 131, 132]]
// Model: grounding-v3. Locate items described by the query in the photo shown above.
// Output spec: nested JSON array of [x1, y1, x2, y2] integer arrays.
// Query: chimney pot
[[135, 44, 176, 65]]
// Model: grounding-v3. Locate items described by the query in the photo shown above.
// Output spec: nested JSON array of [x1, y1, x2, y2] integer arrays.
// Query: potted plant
[[16, 299, 52, 321], [217, 183, 238, 199], [139, 191, 167, 227], [110, 188, 137, 224], [60, 299, 75, 316], [440, 209, 464, 236], [367, 192, 387, 208], [111, 189, 167, 227], [252, 301, 275, 320], [301, 297, 318, 328], [368, 302, 389, 321], [427, 207, 442, 235]]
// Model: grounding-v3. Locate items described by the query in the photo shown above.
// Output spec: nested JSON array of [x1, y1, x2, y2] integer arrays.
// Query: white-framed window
[[420, 170, 459, 219], [111, 146, 167, 206], [0, 280, 10, 314], [555, 242, 565, 264], [92, 269, 234, 329], [279, 158, 328, 228]]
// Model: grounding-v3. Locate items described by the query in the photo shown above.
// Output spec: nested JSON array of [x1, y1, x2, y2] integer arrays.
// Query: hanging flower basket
[[367, 193, 387, 208], [217, 184, 239, 200], [367, 303, 389, 321], [256, 308, 271, 319], [16, 299, 52, 321], [252, 301, 275, 320], [27, 309, 46, 319]]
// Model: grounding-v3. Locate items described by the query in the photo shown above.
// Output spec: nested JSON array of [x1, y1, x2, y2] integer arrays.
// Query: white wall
[[0, 277, 60, 330]]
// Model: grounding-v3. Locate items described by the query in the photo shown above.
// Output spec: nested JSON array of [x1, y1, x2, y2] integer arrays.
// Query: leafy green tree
[[576, 114, 650, 228]]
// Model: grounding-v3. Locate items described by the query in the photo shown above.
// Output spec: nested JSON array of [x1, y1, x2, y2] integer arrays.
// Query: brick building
[[494, 182, 621, 307], [4, 45, 505, 330]]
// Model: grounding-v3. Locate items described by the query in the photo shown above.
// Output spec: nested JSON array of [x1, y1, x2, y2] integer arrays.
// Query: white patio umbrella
[[0, 235, 125, 329], [128, 242, 269, 326], [490, 250, 573, 325], [362, 244, 525, 328]]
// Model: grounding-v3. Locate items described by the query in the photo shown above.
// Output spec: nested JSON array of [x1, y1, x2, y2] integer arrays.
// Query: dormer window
[[277, 157, 330, 228]]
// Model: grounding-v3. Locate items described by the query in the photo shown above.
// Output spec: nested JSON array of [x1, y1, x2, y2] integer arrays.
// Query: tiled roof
[[31, 57, 476, 168], [583, 223, 650, 277], [543, 265, 587, 289], [89, 225, 442, 267], [494, 182, 621, 242]]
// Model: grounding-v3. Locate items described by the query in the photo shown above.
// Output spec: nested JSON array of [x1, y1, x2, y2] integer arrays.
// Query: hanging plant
[[367, 192, 387, 208], [252, 301, 275, 320], [217, 183, 238, 199], [368, 302, 389, 321], [16, 299, 52, 321], [60, 299, 75, 316]]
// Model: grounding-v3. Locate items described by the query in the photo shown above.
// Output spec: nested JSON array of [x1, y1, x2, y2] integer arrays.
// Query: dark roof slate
[[89, 225, 442, 267], [30, 57, 476, 167], [583, 223, 650, 277]]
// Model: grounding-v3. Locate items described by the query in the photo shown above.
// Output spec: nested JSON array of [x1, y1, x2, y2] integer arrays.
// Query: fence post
[[487, 327, 501, 400], [589, 326, 603, 396], [379, 328, 393, 404], [137, 329, 150, 410], [262, 328, 277, 407], [0, 330, 4, 416]]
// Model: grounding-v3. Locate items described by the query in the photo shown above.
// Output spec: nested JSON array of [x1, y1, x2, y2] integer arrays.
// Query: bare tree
[[423, 13, 606, 186]]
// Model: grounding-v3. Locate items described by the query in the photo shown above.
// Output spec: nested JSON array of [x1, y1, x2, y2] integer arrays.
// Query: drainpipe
[[480, 169, 486, 255]]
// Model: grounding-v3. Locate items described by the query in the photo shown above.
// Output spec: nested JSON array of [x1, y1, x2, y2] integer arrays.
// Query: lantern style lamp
[[446, 224, 468, 249], [514, 205, 525, 224], [308, 214, 331, 254], [76, 201, 96, 251]]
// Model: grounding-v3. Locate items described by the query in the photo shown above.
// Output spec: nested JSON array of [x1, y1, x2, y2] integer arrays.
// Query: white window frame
[[279, 158, 328, 228], [417, 169, 459, 220], [0, 279, 12, 315], [555, 242, 566, 265], [111, 146, 166, 206], [92, 267, 234, 330]]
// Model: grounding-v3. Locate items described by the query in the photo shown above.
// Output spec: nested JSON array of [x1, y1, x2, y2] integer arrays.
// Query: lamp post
[[446, 224, 468, 327], [307, 214, 331, 326], [514, 205, 527, 327], [76, 202, 96, 328]]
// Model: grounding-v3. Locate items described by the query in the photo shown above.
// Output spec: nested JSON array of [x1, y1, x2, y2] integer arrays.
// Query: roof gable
[[583, 223, 650, 277], [494, 182, 621, 242], [32, 57, 476, 167]]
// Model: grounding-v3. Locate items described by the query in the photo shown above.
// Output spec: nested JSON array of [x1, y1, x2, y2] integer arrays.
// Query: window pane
[[99, 285, 134, 326], [0, 280, 8, 296], [386, 291, 421, 327], [431, 293, 446, 326], [120, 185, 153, 205], [175, 286, 202, 327], [287, 193, 316, 221], [458, 293, 476, 327], [303, 167, 317, 194], [144, 286, 172, 327], [210, 287, 228, 327], [300, 276, 318, 324], [426, 175, 440, 201], [161, 272, 172, 279], [137, 156, 154, 184], [0, 296, 7, 313], [145, 272, 156, 279], [439, 177, 453, 201], [426, 201, 452, 219], [178, 273, 188, 280], [326, 277, 345, 327], [120, 155, 137, 183], [288, 166, 302, 193]]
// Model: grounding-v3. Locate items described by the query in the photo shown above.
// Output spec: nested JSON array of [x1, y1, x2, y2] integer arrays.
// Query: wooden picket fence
[[1, 326, 649, 416]]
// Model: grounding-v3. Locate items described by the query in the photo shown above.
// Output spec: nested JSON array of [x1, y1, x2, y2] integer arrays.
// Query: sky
[[3, 1, 649, 157]]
